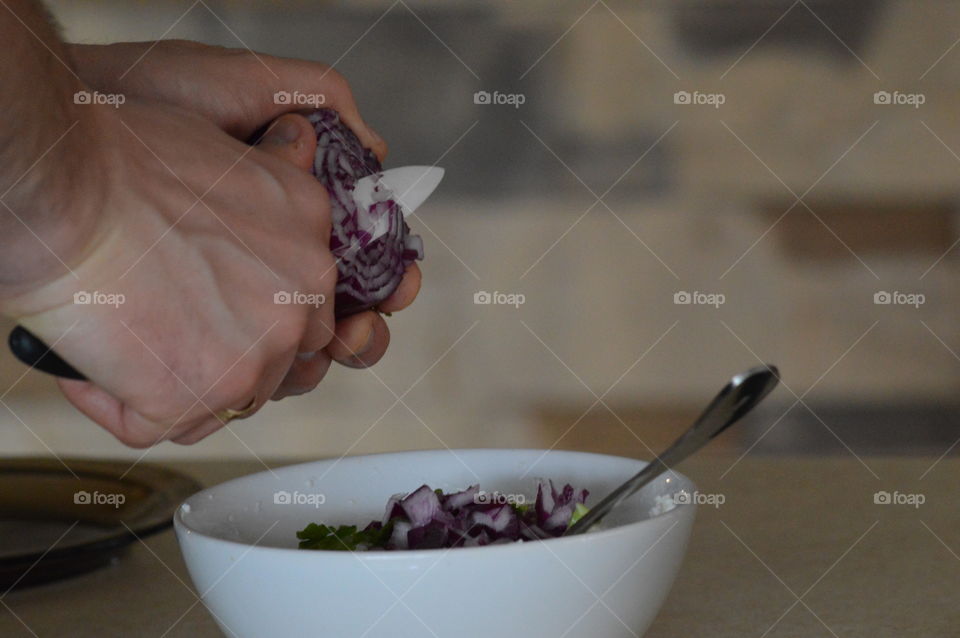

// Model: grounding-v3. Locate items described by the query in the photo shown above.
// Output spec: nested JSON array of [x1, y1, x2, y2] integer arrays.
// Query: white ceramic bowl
[[175, 449, 696, 638]]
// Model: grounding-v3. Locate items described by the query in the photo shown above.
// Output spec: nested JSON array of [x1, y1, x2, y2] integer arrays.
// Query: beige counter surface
[[2, 455, 958, 637]]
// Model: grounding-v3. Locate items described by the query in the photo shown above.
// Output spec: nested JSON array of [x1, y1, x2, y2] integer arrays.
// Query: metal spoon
[[564, 364, 779, 536]]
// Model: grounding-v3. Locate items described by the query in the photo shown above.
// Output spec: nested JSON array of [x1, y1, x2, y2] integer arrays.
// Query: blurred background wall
[[1, 0, 959, 461]]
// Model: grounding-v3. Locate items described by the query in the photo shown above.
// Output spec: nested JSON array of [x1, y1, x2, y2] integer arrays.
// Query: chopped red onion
[[306, 109, 423, 318], [298, 480, 589, 551]]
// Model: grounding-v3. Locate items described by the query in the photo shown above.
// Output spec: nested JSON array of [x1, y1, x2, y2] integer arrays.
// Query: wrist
[[0, 88, 115, 308]]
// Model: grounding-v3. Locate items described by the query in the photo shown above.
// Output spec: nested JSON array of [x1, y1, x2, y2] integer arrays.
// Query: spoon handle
[[564, 364, 779, 536]]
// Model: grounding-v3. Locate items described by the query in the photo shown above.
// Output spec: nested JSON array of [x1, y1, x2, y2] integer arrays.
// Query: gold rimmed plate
[[0, 458, 201, 590]]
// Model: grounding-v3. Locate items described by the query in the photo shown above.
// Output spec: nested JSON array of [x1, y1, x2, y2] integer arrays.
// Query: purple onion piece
[[388, 520, 412, 550], [407, 520, 449, 550], [399, 484, 441, 528], [327, 480, 591, 550], [382, 494, 405, 525], [441, 484, 480, 510], [306, 109, 423, 318]]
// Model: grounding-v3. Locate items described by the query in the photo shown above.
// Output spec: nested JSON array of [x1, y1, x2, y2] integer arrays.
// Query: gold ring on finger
[[216, 395, 257, 424]]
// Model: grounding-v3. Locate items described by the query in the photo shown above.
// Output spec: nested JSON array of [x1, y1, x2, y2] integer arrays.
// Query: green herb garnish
[[510, 502, 533, 516], [569, 503, 590, 526], [296, 520, 393, 551]]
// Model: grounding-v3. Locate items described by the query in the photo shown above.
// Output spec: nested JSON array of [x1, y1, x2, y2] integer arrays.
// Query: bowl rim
[[174, 448, 697, 562]]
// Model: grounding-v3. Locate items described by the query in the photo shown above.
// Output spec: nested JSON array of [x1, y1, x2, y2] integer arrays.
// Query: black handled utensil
[[8, 326, 86, 380]]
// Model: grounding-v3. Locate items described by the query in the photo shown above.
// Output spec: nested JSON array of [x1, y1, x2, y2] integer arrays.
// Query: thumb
[[255, 113, 317, 171]]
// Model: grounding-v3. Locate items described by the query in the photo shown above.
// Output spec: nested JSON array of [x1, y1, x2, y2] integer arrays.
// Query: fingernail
[[356, 322, 375, 356], [264, 118, 301, 145], [296, 351, 317, 361]]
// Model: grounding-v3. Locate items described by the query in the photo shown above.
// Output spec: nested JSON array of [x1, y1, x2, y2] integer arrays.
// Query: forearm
[[0, 0, 107, 297]]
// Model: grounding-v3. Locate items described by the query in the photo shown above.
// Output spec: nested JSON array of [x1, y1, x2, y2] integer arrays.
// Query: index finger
[[251, 57, 388, 162]]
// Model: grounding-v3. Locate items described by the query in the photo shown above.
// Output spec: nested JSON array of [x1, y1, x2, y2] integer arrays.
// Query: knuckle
[[129, 390, 187, 431], [275, 311, 310, 352], [165, 39, 209, 52], [227, 46, 266, 67], [229, 363, 265, 401], [319, 67, 352, 97], [172, 423, 218, 445], [206, 359, 262, 411], [246, 159, 287, 199], [113, 420, 161, 448], [117, 434, 154, 449]]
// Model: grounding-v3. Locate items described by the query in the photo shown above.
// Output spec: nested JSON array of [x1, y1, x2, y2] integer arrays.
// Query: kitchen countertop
[[2, 455, 958, 637]]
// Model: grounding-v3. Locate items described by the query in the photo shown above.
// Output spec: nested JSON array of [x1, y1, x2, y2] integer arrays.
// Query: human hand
[[5, 99, 345, 446], [68, 41, 422, 372]]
